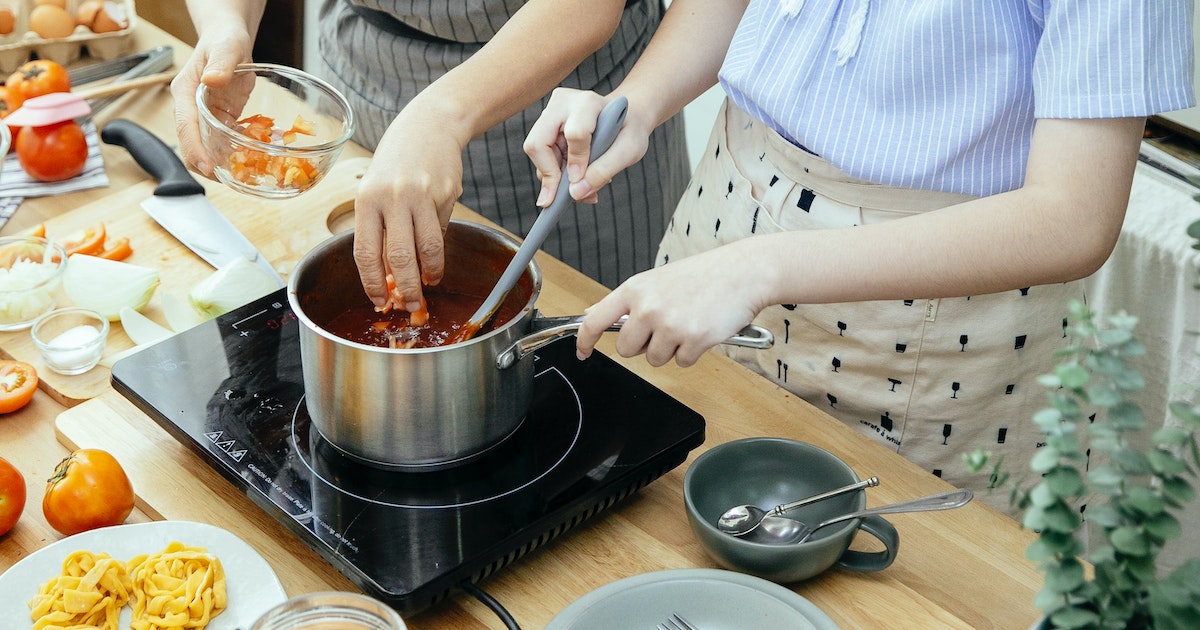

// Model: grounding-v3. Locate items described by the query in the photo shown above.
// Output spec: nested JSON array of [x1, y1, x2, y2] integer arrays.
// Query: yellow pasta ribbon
[[28, 542, 227, 630], [127, 542, 227, 630], [28, 550, 131, 630]]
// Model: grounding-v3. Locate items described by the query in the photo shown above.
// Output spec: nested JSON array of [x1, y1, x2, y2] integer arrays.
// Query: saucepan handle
[[495, 314, 774, 369]]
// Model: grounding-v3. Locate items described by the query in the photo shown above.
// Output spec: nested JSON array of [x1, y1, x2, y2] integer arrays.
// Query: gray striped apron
[[659, 100, 1085, 519], [317, 0, 690, 288]]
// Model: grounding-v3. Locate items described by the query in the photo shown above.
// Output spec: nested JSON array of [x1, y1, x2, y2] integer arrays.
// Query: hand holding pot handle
[[495, 314, 773, 369]]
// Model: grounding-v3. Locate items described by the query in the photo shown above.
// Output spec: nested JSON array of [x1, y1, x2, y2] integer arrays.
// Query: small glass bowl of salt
[[31, 307, 109, 375]]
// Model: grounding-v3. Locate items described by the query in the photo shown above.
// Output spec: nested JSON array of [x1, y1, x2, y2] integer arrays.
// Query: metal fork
[[657, 613, 699, 630]]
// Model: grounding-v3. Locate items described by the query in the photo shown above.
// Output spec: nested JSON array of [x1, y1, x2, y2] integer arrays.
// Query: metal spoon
[[754, 488, 974, 545], [717, 476, 879, 537], [446, 96, 629, 345]]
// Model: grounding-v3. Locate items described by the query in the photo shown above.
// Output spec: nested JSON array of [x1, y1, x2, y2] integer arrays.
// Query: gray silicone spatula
[[446, 96, 629, 344]]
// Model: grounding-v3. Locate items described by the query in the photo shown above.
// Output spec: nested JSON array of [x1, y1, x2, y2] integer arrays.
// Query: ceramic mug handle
[[834, 515, 899, 572]]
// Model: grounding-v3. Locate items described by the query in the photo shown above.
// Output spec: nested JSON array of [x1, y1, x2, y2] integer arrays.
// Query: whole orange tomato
[[0, 455, 25, 536], [0, 360, 37, 415], [16, 120, 87, 182], [42, 448, 135, 536], [0, 86, 16, 150], [5, 59, 70, 111]]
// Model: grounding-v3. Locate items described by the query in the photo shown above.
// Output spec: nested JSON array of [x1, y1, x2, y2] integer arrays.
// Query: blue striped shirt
[[719, 0, 1196, 196]]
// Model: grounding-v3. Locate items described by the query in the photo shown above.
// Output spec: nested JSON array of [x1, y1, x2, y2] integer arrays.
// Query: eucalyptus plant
[[967, 299, 1200, 629]]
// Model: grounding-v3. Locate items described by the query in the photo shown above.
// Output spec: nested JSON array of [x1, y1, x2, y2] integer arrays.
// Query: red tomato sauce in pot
[[318, 283, 522, 349]]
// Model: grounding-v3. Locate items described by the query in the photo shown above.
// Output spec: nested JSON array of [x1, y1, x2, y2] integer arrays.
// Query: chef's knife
[[100, 119, 284, 287]]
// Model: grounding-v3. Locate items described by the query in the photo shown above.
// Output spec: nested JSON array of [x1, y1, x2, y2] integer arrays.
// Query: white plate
[[0, 520, 287, 629], [546, 568, 840, 630]]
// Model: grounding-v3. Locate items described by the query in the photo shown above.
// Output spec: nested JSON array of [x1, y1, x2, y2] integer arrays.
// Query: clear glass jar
[[250, 591, 406, 630]]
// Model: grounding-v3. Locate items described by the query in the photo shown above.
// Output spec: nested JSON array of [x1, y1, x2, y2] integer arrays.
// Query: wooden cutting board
[[0, 156, 373, 407]]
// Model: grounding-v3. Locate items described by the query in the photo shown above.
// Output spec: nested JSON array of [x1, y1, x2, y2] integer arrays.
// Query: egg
[[29, 5, 76, 39], [78, 1, 128, 34], [0, 5, 14, 36], [90, 2, 128, 33], [76, 1, 104, 28], [35, 0, 68, 8]]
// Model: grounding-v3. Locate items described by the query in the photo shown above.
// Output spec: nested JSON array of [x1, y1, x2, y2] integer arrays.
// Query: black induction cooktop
[[110, 289, 705, 614]]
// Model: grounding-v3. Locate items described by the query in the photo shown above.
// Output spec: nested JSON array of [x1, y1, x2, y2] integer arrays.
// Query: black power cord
[[460, 580, 522, 630]]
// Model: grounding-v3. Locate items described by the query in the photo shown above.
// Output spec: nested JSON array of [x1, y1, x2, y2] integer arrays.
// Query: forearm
[[408, 0, 626, 147], [748, 118, 1144, 308], [184, 0, 267, 40], [614, 0, 750, 128]]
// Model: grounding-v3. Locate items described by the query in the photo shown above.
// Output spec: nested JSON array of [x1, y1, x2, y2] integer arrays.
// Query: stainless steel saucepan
[[288, 221, 772, 471]]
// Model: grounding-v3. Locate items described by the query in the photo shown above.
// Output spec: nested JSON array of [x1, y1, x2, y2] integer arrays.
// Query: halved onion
[[62, 254, 159, 321]]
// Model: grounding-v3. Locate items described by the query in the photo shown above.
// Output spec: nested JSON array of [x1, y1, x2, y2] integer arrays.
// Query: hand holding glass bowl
[[196, 63, 355, 199]]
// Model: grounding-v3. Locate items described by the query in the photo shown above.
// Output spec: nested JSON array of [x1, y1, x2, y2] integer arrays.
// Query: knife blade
[[99, 119, 284, 287]]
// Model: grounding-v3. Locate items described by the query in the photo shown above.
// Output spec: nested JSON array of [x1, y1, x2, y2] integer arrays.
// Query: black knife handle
[[100, 119, 206, 197]]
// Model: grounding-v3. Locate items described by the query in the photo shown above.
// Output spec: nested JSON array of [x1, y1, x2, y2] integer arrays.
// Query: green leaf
[[1168, 400, 1200, 426], [1125, 486, 1166, 515], [1043, 502, 1082, 533], [1108, 401, 1145, 429], [1091, 352, 1125, 375], [1112, 447, 1153, 475], [1057, 363, 1091, 389], [1107, 311, 1139, 331], [1153, 425, 1192, 448], [1033, 588, 1069, 615], [1085, 504, 1120, 528], [1085, 381, 1122, 407], [1096, 327, 1133, 346], [1143, 511, 1183, 542], [1162, 477, 1196, 505], [1047, 432, 1083, 456], [1037, 373, 1063, 389], [1112, 367, 1146, 391], [1031, 447, 1061, 472], [1044, 558, 1086, 593], [1121, 338, 1147, 357], [1048, 606, 1100, 629], [1023, 505, 1048, 531], [1148, 449, 1188, 476], [1026, 538, 1052, 562], [1088, 543, 1116, 565], [1109, 525, 1150, 555], [1087, 465, 1123, 490], [1033, 407, 1065, 431], [962, 448, 990, 472], [1044, 466, 1086, 497], [1127, 554, 1159, 581], [1030, 482, 1059, 507]]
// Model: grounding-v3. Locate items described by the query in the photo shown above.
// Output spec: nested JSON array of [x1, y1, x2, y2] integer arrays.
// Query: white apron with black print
[[658, 99, 1085, 519]]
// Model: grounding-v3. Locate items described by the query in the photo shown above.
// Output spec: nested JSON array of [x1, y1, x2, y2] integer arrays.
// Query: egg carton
[[0, 0, 138, 74]]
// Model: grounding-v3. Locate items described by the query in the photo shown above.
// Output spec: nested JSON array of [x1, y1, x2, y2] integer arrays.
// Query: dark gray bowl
[[684, 437, 896, 583]]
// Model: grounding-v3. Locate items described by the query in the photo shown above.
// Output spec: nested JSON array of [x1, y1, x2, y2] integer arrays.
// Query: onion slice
[[188, 257, 279, 319]]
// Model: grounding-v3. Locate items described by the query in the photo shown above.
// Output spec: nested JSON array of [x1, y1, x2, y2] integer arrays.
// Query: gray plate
[[545, 568, 840, 630]]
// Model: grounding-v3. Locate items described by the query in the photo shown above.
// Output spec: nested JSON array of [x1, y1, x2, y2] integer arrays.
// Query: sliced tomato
[[60, 222, 106, 256], [237, 114, 275, 142], [96, 236, 132, 261], [0, 360, 37, 414]]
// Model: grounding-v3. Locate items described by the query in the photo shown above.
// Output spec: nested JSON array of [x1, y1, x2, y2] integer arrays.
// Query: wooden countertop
[[0, 20, 1043, 630]]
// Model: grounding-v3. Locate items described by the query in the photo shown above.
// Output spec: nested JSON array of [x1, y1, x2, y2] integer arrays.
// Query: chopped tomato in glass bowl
[[195, 63, 355, 199]]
